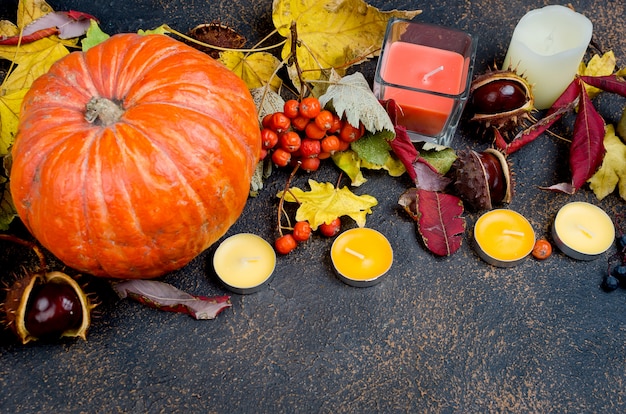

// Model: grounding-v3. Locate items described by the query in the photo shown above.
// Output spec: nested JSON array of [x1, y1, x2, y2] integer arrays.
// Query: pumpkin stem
[[85, 97, 125, 126]]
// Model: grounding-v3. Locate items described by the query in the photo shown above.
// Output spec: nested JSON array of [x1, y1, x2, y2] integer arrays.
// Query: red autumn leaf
[[579, 74, 626, 97], [540, 182, 576, 194], [23, 10, 97, 39], [381, 99, 419, 182], [413, 157, 451, 191], [504, 80, 581, 154], [0, 27, 58, 45], [399, 188, 465, 256], [569, 85, 606, 189], [113, 280, 232, 320], [390, 124, 419, 181], [547, 76, 584, 114]]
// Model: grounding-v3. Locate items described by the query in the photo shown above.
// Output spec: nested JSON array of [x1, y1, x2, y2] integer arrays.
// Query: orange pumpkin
[[10, 34, 261, 279]]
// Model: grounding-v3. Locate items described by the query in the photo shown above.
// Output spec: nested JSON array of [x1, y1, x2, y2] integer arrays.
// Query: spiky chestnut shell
[[470, 68, 534, 131], [450, 148, 514, 211], [3, 271, 93, 344]]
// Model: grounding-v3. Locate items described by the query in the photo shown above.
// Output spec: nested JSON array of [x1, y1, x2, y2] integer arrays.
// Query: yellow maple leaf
[[588, 125, 626, 201], [0, 88, 28, 156], [578, 51, 616, 99], [272, 0, 421, 86], [1, 42, 69, 92], [17, 0, 54, 29], [277, 179, 378, 229], [219, 50, 283, 91], [1, 0, 71, 156], [0, 20, 19, 37]]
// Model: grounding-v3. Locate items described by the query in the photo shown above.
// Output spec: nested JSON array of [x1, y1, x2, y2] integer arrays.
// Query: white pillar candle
[[502, 5, 592, 109]]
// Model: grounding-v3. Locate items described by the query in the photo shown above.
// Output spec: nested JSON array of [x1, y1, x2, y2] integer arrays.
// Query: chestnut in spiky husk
[[3, 271, 94, 344], [1, 234, 95, 344], [449, 148, 514, 211], [470, 68, 534, 132]]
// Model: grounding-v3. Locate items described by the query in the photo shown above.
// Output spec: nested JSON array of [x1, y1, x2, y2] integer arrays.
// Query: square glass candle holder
[[373, 19, 477, 147]]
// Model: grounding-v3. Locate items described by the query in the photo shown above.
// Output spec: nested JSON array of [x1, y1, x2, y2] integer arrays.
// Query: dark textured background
[[1, 0, 625, 412]]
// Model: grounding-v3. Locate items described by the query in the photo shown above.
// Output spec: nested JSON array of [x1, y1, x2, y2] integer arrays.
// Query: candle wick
[[577, 224, 595, 238], [344, 247, 365, 260], [241, 256, 262, 263], [502, 229, 525, 237], [422, 65, 444, 82]]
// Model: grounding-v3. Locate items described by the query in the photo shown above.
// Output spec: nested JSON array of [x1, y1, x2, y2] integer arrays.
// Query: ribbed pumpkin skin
[[10, 34, 261, 279]]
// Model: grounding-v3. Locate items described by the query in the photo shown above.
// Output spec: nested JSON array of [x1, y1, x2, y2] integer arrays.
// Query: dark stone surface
[[1, 0, 625, 412]]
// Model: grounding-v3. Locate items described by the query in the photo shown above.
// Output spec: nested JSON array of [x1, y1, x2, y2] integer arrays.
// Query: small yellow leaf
[[219, 50, 283, 91], [331, 150, 368, 186], [0, 88, 28, 156], [578, 51, 616, 99], [277, 179, 377, 229], [361, 156, 405, 177], [588, 125, 626, 201], [272, 0, 421, 85]]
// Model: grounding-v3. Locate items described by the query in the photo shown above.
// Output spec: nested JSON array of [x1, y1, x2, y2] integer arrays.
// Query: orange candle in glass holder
[[379, 42, 466, 136]]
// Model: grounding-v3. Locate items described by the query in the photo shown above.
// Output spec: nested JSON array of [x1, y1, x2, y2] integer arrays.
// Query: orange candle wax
[[213, 233, 276, 294], [474, 209, 536, 267], [380, 42, 466, 136], [330, 228, 393, 287]]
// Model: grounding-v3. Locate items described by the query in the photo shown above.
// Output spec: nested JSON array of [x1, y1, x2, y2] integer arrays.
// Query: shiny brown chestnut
[[470, 68, 534, 131], [4, 271, 93, 344], [449, 148, 513, 211]]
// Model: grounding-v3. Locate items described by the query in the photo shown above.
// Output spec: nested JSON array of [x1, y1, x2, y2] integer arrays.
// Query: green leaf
[[419, 146, 458, 175], [351, 133, 392, 166], [138, 25, 170, 35], [81, 20, 109, 51]]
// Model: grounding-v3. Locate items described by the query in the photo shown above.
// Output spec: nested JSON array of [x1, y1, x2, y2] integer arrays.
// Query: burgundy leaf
[[579, 75, 626, 97], [23, 10, 96, 39], [493, 127, 508, 151], [389, 124, 419, 181], [0, 28, 58, 45], [413, 158, 451, 191], [569, 85, 606, 189], [398, 188, 419, 221], [548, 77, 583, 115], [503, 79, 581, 154], [507, 98, 577, 154], [382, 99, 420, 182], [399, 188, 465, 255], [417, 189, 465, 256], [539, 182, 576, 194], [113, 280, 231, 320], [380, 99, 400, 124]]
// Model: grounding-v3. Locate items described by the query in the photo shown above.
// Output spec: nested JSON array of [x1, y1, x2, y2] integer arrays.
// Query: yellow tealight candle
[[552, 202, 615, 260], [330, 228, 393, 287], [213, 233, 276, 294], [474, 209, 535, 267]]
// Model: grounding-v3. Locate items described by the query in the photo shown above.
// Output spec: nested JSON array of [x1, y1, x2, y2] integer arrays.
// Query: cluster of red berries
[[275, 218, 342, 255], [260, 96, 365, 172]]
